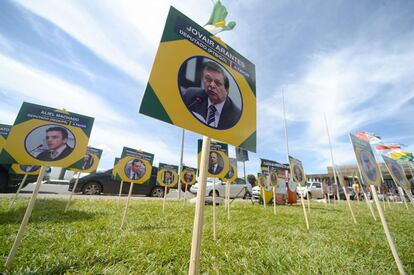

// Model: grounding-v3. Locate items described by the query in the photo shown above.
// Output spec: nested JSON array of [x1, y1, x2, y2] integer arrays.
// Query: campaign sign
[[257, 171, 272, 203], [112, 157, 122, 181], [117, 147, 154, 184], [139, 6, 256, 152], [382, 155, 411, 191], [68, 146, 103, 173], [181, 166, 197, 185], [349, 133, 381, 186], [10, 164, 41, 175], [157, 163, 179, 187], [288, 156, 306, 186], [235, 147, 249, 161], [260, 158, 286, 187], [0, 124, 11, 153], [197, 139, 229, 178], [0, 102, 94, 168], [225, 158, 238, 182]]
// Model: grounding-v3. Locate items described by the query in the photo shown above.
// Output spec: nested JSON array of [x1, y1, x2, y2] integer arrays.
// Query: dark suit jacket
[[208, 163, 223, 175], [36, 145, 73, 161], [182, 88, 241, 129]]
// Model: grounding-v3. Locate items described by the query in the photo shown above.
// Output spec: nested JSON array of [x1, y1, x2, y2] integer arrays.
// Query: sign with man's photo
[[382, 155, 411, 191], [112, 157, 121, 180], [350, 133, 381, 186], [0, 102, 94, 168], [197, 139, 229, 178], [10, 164, 41, 175], [157, 163, 179, 187], [288, 156, 306, 186], [225, 158, 238, 182], [117, 147, 154, 184], [0, 124, 12, 153], [235, 147, 249, 162], [139, 6, 256, 152], [68, 146, 103, 174], [181, 166, 197, 185]]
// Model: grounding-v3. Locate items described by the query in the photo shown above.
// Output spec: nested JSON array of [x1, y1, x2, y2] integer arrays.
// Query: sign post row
[[5, 166, 47, 268], [212, 177, 217, 241]]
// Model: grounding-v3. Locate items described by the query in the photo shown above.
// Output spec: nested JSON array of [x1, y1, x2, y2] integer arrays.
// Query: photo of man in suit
[[124, 159, 146, 180], [182, 61, 241, 130], [163, 170, 174, 185], [208, 151, 223, 175], [184, 171, 194, 183], [35, 126, 74, 161], [360, 150, 377, 182], [81, 153, 94, 170], [293, 165, 303, 182]]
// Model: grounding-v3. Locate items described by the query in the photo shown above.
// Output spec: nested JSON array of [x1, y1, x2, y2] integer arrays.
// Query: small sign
[[197, 139, 229, 178], [288, 156, 306, 186], [181, 166, 197, 185], [68, 146, 103, 173], [157, 163, 179, 187], [225, 158, 238, 182], [117, 147, 154, 184]]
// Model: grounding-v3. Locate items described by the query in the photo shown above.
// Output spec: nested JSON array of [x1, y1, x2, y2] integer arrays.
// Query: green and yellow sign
[[68, 146, 103, 174], [112, 157, 121, 180], [197, 139, 229, 178], [260, 167, 273, 203], [289, 156, 306, 186], [0, 124, 11, 153], [382, 155, 411, 191], [157, 163, 179, 187], [10, 164, 41, 175], [225, 158, 237, 182], [117, 147, 154, 184], [139, 6, 256, 152], [181, 166, 197, 185], [350, 133, 381, 186], [0, 102, 94, 168]]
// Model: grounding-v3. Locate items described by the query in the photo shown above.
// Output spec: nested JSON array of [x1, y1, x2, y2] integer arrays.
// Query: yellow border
[[355, 148, 381, 186], [181, 169, 197, 185], [290, 163, 306, 186], [269, 171, 278, 187], [70, 153, 100, 173], [158, 168, 179, 187], [118, 156, 152, 184], [11, 164, 41, 175]]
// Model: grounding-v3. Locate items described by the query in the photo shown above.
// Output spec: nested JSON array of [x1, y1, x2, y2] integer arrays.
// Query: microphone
[[187, 96, 203, 110], [30, 144, 45, 153]]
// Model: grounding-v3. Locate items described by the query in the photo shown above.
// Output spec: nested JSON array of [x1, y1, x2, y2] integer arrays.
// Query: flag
[[390, 151, 414, 162], [355, 131, 381, 144], [375, 144, 402, 154]]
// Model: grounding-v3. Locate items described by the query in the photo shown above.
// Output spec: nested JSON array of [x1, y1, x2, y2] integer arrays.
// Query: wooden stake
[[212, 177, 216, 241], [183, 184, 188, 205], [300, 192, 310, 230], [224, 181, 228, 210], [8, 173, 28, 210], [5, 166, 47, 268], [356, 171, 377, 221], [118, 180, 124, 204], [344, 187, 357, 224], [120, 182, 134, 229], [65, 172, 81, 212], [307, 192, 310, 213], [227, 182, 230, 220], [371, 186, 405, 275], [163, 186, 168, 213], [262, 187, 267, 209], [188, 136, 210, 275], [273, 186, 276, 216]]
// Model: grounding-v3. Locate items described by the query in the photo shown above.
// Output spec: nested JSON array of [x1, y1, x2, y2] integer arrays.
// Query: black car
[[68, 166, 168, 197], [0, 164, 41, 193]]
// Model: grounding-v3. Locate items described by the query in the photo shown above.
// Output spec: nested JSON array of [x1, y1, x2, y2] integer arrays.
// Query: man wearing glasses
[[182, 61, 241, 130]]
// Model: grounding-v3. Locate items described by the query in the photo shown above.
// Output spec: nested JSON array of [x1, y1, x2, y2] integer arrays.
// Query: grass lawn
[[0, 196, 413, 274]]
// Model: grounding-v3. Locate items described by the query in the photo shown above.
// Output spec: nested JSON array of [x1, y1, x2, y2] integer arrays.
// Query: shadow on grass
[[0, 199, 100, 225]]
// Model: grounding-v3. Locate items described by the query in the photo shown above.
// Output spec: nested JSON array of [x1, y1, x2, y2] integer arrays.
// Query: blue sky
[[0, 0, 413, 175]]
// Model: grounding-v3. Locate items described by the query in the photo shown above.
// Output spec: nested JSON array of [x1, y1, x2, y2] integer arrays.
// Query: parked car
[[0, 164, 49, 193], [68, 166, 167, 197], [252, 185, 260, 199], [189, 178, 252, 199], [297, 181, 327, 199]]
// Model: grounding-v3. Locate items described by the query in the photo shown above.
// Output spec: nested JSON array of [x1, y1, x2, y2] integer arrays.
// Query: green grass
[[0, 197, 413, 274]]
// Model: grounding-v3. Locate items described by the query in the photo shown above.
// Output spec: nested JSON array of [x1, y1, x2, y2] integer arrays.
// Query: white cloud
[[0, 53, 129, 125]]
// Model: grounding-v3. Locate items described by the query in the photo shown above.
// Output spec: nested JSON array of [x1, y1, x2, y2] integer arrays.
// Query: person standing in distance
[[182, 61, 241, 129], [36, 126, 73, 161]]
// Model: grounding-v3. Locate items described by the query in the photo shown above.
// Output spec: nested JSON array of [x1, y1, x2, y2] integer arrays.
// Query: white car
[[252, 185, 260, 199], [190, 178, 252, 199]]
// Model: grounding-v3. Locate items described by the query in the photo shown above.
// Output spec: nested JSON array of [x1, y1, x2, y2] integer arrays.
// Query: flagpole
[[177, 128, 185, 199], [282, 89, 309, 230], [324, 113, 340, 201]]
